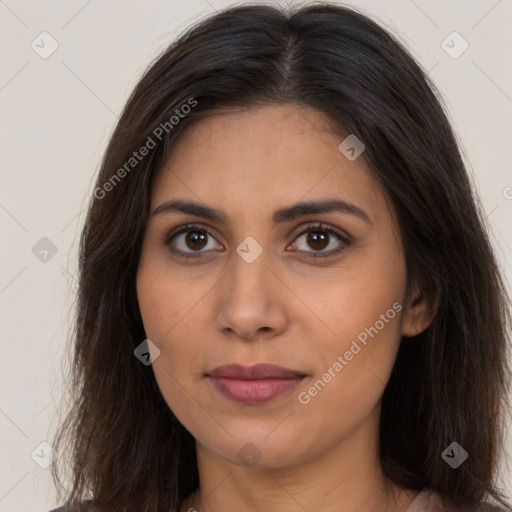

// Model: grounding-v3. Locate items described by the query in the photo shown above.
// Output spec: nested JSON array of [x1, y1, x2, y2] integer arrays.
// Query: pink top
[[406, 489, 506, 511]]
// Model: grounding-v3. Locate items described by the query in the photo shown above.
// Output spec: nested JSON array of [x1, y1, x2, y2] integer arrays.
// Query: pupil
[[186, 230, 207, 250], [308, 231, 328, 250]]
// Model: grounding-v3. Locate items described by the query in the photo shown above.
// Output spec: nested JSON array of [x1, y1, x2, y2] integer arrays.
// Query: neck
[[181, 406, 418, 512]]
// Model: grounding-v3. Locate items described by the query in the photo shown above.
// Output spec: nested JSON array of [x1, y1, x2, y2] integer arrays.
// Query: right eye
[[164, 224, 224, 259]]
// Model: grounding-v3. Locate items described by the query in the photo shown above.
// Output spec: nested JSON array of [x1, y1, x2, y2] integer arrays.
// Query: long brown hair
[[51, 3, 512, 511]]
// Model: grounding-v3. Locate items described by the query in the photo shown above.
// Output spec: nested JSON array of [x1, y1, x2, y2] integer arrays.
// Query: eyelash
[[163, 222, 351, 260]]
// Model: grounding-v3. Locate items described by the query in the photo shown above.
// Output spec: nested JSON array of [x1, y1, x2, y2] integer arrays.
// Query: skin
[[136, 104, 435, 512]]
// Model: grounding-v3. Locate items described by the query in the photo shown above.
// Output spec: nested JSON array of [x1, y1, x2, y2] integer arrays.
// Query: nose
[[215, 250, 288, 342]]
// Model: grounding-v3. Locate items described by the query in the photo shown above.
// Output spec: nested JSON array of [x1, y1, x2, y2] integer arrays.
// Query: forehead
[[151, 104, 387, 224]]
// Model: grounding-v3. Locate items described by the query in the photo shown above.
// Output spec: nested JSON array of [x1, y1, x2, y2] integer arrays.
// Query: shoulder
[[47, 502, 97, 512], [409, 489, 510, 512], [46, 502, 170, 512]]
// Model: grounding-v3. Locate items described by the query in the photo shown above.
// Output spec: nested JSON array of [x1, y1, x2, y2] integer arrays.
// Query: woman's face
[[136, 104, 421, 469]]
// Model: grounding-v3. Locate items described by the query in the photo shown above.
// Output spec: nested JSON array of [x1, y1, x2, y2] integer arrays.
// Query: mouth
[[206, 363, 307, 404]]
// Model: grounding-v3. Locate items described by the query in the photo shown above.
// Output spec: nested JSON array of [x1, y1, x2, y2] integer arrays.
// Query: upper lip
[[207, 363, 306, 380]]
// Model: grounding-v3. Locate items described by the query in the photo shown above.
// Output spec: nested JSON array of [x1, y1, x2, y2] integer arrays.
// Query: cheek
[[313, 258, 405, 354], [300, 252, 405, 410], [136, 246, 196, 342], [136, 261, 203, 416], [136, 254, 212, 380], [292, 302, 403, 450]]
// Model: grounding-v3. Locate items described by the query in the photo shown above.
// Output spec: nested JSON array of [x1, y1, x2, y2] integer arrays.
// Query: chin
[[197, 428, 316, 469]]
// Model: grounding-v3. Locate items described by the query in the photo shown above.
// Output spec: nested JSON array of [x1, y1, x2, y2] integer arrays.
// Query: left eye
[[291, 225, 348, 257], [164, 222, 350, 259]]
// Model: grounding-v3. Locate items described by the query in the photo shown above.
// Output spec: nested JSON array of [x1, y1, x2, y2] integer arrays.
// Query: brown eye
[[291, 223, 350, 258], [165, 222, 350, 261], [305, 230, 329, 251], [184, 230, 208, 251], [165, 224, 223, 259]]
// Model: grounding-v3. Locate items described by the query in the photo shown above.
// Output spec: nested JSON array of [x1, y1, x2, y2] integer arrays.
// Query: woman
[[50, 3, 512, 511]]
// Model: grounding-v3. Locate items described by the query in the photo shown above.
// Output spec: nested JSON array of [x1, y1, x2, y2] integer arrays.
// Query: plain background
[[1, 0, 511, 510]]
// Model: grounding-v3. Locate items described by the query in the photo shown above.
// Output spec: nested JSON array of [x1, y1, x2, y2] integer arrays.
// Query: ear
[[401, 279, 440, 338]]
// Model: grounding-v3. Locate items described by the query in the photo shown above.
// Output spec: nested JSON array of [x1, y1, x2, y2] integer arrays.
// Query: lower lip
[[208, 376, 305, 404]]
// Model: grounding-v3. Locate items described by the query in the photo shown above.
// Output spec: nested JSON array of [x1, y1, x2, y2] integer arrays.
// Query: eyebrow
[[150, 198, 372, 226]]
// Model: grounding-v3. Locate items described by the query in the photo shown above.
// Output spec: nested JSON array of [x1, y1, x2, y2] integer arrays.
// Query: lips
[[208, 363, 306, 380], [206, 363, 307, 404]]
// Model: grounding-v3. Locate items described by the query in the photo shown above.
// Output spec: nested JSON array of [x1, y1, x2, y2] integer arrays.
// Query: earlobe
[[401, 284, 440, 338]]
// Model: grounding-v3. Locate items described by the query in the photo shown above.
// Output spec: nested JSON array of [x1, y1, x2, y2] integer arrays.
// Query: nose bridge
[[227, 242, 269, 299], [214, 240, 285, 339]]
